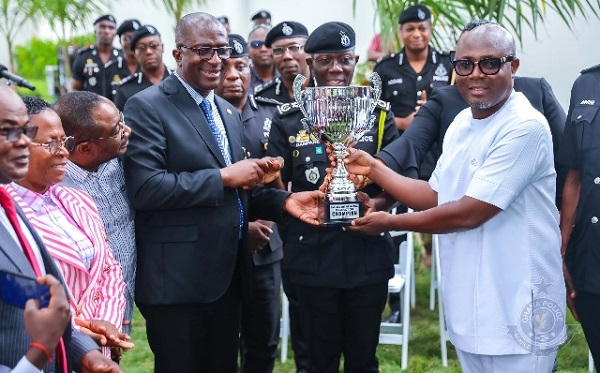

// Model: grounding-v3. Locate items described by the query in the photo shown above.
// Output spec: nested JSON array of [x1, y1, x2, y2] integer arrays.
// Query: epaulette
[[77, 46, 93, 54], [581, 64, 600, 75], [104, 57, 118, 68], [119, 72, 140, 86], [254, 95, 284, 106], [373, 53, 396, 69], [276, 102, 300, 116], [375, 99, 390, 111], [254, 78, 277, 95]]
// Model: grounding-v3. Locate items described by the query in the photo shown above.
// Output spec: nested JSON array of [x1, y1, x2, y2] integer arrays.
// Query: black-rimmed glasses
[[178, 45, 233, 60], [135, 43, 162, 52], [0, 125, 38, 142], [272, 44, 303, 56], [31, 137, 75, 156], [452, 55, 515, 76], [313, 56, 357, 69]]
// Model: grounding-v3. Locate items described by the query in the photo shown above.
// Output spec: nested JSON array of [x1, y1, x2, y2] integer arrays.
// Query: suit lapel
[[162, 76, 227, 167], [0, 220, 35, 276], [215, 95, 244, 163]]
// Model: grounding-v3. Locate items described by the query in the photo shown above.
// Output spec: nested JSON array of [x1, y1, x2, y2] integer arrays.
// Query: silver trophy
[[293, 73, 382, 225]]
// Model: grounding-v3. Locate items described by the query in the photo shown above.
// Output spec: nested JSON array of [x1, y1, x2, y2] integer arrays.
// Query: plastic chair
[[432, 235, 451, 366], [379, 234, 414, 370], [280, 289, 289, 362]]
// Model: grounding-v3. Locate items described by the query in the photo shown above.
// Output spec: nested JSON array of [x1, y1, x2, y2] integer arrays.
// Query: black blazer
[[123, 74, 288, 305], [0, 202, 98, 372], [377, 76, 567, 206]]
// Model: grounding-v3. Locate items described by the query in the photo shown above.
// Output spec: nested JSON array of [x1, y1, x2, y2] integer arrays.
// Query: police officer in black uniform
[[558, 63, 600, 365], [251, 10, 272, 27], [254, 21, 311, 108], [70, 14, 123, 98], [104, 19, 142, 101], [214, 33, 283, 373], [374, 4, 452, 133], [115, 25, 171, 112], [266, 22, 399, 372], [254, 20, 312, 373]]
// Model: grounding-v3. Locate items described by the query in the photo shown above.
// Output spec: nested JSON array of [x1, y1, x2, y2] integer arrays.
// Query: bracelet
[[29, 342, 52, 363]]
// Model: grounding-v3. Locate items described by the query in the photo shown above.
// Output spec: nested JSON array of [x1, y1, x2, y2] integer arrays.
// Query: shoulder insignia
[[374, 53, 396, 69], [581, 64, 600, 75], [254, 78, 277, 95], [105, 58, 116, 68], [255, 95, 283, 106], [77, 46, 93, 54], [276, 102, 300, 116], [248, 95, 258, 110], [376, 99, 390, 111], [119, 73, 139, 86]]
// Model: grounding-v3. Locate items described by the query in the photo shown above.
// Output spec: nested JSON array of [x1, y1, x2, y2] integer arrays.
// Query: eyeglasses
[[313, 56, 357, 69], [31, 137, 75, 156], [452, 55, 515, 76], [135, 43, 162, 52], [249, 40, 265, 48], [178, 45, 233, 60], [86, 113, 126, 143], [0, 125, 38, 142], [272, 44, 303, 56], [121, 36, 132, 43]]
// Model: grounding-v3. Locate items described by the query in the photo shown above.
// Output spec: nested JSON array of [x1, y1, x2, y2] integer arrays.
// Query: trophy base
[[324, 200, 364, 226]]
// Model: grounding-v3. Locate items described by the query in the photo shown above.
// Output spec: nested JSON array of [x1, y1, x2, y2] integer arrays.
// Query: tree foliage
[[147, 0, 208, 25]]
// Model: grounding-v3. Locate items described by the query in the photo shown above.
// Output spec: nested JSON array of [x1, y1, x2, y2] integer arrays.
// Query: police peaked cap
[[217, 16, 229, 24], [398, 4, 431, 25], [264, 21, 309, 48], [228, 34, 248, 57], [251, 10, 271, 21], [94, 14, 116, 25], [117, 19, 141, 37], [130, 25, 161, 51], [304, 22, 355, 54]]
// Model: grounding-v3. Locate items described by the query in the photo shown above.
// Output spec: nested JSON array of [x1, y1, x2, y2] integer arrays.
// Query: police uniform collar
[[398, 45, 436, 65], [248, 94, 258, 110]]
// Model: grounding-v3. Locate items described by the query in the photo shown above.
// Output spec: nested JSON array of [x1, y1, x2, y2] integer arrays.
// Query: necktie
[[0, 188, 68, 373], [199, 99, 244, 230]]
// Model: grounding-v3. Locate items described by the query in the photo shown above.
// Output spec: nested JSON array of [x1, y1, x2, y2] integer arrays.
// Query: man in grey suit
[[122, 12, 322, 373], [0, 86, 121, 372]]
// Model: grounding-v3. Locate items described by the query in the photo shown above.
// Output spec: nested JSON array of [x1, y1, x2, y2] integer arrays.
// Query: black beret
[[264, 21, 308, 48], [398, 4, 431, 24], [130, 25, 161, 51], [251, 10, 271, 21], [228, 34, 248, 57], [217, 16, 229, 24], [94, 14, 116, 26], [304, 22, 355, 54], [117, 19, 141, 37]]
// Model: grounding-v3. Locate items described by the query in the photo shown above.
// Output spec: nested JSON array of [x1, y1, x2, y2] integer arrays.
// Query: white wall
[[2, 1, 599, 110]]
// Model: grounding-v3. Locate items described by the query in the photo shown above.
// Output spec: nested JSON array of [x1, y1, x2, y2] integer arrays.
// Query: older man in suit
[[0, 86, 121, 372], [122, 12, 322, 373]]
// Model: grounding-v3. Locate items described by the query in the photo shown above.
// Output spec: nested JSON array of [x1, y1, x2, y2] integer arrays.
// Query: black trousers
[[139, 264, 242, 373], [295, 282, 388, 373], [240, 260, 282, 373], [282, 269, 309, 371], [575, 291, 600, 366]]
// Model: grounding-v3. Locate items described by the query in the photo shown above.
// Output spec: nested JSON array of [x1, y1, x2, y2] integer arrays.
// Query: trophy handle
[[368, 72, 382, 113], [293, 74, 311, 119]]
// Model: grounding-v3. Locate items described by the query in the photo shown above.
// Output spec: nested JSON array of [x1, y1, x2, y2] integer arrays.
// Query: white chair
[[429, 235, 439, 310], [432, 234, 451, 367], [280, 289, 290, 362], [379, 233, 414, 370]]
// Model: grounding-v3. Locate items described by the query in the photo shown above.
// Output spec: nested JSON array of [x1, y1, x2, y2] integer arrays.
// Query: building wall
[[1, 0, 599, 110]]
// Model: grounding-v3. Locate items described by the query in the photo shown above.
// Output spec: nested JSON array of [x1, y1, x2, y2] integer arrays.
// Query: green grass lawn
[[119, 253, 593, 372]]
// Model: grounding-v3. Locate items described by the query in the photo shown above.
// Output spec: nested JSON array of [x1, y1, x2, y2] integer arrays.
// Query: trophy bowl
[[293, 73, 381, 225]]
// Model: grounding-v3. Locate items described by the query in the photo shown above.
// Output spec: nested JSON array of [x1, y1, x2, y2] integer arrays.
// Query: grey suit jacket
[[123, 74, 289, 306], [0, 202, 98, 372]]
